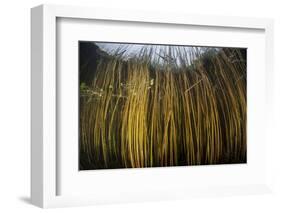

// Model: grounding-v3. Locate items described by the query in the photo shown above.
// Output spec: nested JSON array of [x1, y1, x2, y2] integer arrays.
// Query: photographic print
[[79, 41, 247, 170]]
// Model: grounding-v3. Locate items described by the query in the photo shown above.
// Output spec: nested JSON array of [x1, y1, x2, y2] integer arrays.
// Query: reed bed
[[79, 43, 246, 170]]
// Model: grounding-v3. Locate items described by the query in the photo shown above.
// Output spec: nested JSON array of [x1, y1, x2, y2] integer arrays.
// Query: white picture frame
[[31, 4, 274, 208]]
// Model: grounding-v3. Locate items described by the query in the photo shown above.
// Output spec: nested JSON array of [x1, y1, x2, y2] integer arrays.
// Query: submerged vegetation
[[79, 42, 247, 170]]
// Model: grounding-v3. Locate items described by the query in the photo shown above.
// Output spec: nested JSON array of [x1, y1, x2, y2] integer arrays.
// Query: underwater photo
[[79, 41, 247, 170]]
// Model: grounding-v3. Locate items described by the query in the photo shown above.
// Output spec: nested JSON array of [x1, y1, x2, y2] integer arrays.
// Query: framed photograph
[[31, 4, 274, 208]]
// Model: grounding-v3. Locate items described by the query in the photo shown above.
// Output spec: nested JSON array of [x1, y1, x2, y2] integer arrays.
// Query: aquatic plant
[[79, 43, 246, 170]]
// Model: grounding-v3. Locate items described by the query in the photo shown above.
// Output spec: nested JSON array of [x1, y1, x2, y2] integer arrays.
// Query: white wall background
[[0, 0, 280, 212]]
